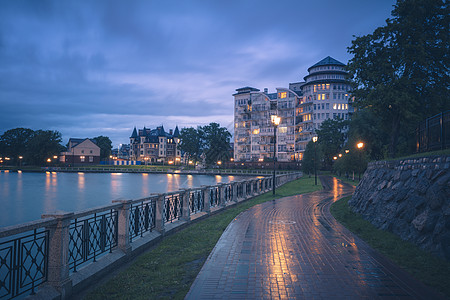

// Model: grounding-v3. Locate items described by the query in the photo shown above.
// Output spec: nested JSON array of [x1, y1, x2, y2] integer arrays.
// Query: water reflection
[[78, 173, 85, 190], [141, 173, 149, 196], [0, 172, 251, 226]]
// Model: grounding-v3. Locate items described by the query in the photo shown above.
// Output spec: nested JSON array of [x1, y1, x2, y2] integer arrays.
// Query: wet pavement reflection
[[186, 176, 443, 299]]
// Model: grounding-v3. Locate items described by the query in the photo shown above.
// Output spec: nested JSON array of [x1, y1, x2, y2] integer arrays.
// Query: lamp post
[[356, 141, 365, 180], [271, 115, 281, 195], [18, 156, 23, 168], [312, 136, 318, 185]]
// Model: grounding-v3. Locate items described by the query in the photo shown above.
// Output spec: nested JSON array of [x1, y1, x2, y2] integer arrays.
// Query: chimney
[[264, 88, 268, 94], [169, 129, 173, 135]]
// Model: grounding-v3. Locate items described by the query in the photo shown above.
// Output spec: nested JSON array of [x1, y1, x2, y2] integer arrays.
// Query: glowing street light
[[312, 136, 318, 185], [271, 115, 281, 195], [356, 141, 365, 180]]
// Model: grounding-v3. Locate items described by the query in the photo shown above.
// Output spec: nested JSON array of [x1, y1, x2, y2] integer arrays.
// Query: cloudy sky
[[0, 0, 396, 147]]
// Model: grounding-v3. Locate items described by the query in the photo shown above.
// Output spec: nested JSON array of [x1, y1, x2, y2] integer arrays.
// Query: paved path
[[186, 176, 444, 299]]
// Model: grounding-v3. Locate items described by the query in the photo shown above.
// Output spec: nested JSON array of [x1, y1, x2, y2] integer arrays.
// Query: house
[[60, 138, 101, 165], [129, 125, 182, 164]]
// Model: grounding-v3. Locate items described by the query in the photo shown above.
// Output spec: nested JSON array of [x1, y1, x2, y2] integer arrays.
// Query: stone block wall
[[349, 156, 450, 259]]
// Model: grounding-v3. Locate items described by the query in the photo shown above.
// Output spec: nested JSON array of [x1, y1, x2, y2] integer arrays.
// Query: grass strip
[[330, 196, 450, 298], [85, 176, 322, 300]]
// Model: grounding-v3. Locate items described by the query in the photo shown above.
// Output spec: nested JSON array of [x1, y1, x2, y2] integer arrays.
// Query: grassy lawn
[[331, 196, 450, 298], [85, 176, 322, 300]]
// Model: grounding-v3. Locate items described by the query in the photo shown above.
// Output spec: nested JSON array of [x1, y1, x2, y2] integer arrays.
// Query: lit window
[[80, 156, 85, 162], [333, 104, 337, 110], [253, 129, 260, 135], [279, 92, 287, 99]]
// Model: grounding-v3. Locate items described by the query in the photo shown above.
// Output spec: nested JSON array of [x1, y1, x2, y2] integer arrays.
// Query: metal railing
[[129, 197, 156, 242], [417, 110, 450, 152], [0, 228, 49, 298], [0, 172, 301, 299], [69, 208, 118, 272]]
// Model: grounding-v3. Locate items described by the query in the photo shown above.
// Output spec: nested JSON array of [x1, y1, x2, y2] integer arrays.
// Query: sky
[[0, 0, 396, 148]]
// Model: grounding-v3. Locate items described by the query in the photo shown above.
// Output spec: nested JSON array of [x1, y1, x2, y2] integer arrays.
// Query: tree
[[0, 128, 34, 164], [201, 123, 232, 165], [179, 127, 203, 163], [316, 118, 348, 170], [178, 123, 232, 166], [27, 130, 63, 165], [0, 128, 64, 165], [347, 0, 449, 157], [347, 110, 388, 160], [301, 141, 322, 175], [93, 136, 112, 160]]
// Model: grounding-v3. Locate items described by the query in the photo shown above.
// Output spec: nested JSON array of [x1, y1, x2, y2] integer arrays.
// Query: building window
[[89, 156, 93, 162], [80, 156, 85, 162]]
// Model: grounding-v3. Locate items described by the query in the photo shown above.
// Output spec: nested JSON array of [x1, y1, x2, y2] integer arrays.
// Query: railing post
[[181, 190, 191, 222], [219, 184, 226, 207], [202, 187, 211, 213], [232, 182, 238, 203], [242, 181, 247, 200], [112, 199, 132, 254], [42, 212, 73, 298], [155, 194, 166, 234]]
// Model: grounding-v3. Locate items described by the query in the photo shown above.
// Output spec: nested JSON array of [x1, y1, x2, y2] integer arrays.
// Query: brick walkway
[[185, 176, 444, 299]]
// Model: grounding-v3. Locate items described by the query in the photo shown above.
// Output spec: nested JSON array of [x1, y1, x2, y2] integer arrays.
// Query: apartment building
[[233, 56, 352, 162]]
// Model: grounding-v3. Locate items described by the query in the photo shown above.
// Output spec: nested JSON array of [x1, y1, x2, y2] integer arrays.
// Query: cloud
[[0, 0, 397, 146]]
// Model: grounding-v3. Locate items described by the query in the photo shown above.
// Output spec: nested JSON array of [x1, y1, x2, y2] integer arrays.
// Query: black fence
[[417, 111, 450, 153]]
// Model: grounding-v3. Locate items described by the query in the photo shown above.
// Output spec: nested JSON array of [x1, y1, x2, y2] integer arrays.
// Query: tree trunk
[[389, 114, 401, 158]]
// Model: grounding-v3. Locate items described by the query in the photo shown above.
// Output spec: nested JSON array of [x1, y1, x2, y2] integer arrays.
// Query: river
[[0, 170, 249, 227]]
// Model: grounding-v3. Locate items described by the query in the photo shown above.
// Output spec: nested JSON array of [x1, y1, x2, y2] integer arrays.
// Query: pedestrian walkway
[[185, 176, 443, 299]]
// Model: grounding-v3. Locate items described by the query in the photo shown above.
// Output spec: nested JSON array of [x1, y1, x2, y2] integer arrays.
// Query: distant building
[[129, 125, 182, 164], [233, 56, 353, 162], [111, 144, 131, 160], [60, 138, 101, 165]]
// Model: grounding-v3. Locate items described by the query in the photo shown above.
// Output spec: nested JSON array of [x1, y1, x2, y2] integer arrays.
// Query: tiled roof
[[308, 56, 345, 71]]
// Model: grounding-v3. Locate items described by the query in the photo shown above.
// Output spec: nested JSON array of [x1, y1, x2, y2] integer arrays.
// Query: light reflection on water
[[0, 171, 248, 227]]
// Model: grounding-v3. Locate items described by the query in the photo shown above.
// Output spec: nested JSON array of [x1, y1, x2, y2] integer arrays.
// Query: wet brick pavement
[[185, 176, 444, 299]]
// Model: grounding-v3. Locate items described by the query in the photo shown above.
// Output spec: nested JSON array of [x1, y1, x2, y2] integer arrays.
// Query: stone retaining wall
[[349, 156, 450, 259]]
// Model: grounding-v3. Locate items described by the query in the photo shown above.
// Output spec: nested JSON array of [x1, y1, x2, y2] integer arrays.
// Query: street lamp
[[356, 141, 365, 180], [312, 136, 318, 185], [18, 156, 23, 168], [271, 115, 281, 195]]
